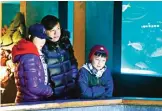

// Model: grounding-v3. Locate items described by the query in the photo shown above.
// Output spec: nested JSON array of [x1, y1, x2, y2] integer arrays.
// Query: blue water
[[122, 1, 162, 76]]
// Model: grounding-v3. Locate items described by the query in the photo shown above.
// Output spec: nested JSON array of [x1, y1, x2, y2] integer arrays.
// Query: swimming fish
[[128, 41, 143, 51], [122, 3, 131, 12], [150, 47, 162, 57], [135, 62, 148, 69]]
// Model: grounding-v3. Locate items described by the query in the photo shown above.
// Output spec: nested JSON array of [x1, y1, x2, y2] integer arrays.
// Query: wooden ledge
[[0, 99, 122, 110], [1, 98, 162, 111], [122, 97, 162, 106]]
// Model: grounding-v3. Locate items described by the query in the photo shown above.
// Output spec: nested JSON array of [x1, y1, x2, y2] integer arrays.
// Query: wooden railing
[[1, 97, 162, 111]]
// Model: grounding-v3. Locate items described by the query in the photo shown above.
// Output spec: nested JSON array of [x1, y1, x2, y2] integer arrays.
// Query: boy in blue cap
[[12, 23, 53, 103]]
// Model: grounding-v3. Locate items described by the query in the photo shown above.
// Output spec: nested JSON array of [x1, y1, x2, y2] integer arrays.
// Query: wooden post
[[73, 1, 85, 68], [20, 1, 26, 22]]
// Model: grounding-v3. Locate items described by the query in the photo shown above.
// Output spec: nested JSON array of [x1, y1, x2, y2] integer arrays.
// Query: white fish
[[122, 3, 131, 12], [128, 41, 143, 51], [150, 47, 162, 57], [156, 37, 162, 42], [135, 62, 148, 69]]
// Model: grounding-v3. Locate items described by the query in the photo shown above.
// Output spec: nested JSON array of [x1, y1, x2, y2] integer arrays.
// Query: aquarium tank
[[121, 1, 162, 76]]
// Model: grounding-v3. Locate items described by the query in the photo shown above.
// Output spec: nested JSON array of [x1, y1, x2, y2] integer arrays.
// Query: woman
[[12, 23, 53, 103]]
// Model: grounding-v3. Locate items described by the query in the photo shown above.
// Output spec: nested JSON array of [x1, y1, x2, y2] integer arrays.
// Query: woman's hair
[[41, 15, 60, 30], [26, 35, 35, 42], [94, 50, 107, 58]]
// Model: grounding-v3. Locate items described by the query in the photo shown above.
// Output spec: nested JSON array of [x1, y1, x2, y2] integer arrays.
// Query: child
[[78, 45, 113, 99], [12, 24, 53, 103]]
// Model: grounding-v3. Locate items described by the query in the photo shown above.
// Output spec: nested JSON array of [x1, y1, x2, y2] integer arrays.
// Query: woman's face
[[91, 55, 106, 71], [33, 37, 46, 50], [46, 23, 61, 42]]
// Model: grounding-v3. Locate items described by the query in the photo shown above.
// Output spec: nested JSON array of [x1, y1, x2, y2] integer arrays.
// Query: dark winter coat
[[42, 29, 78, 99]]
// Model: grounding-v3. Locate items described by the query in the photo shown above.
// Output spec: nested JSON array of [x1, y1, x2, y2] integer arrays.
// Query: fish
[[135, 62, 148, 69], [128, 41, 143, 51], [150, 47, 162, 57], [122, 3, 131, 12]]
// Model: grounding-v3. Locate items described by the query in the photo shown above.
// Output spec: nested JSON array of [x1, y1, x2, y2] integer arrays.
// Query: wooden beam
[[1, 99, 123, 110], [20, 1, 26, 22], [73, 1, 85, 68]]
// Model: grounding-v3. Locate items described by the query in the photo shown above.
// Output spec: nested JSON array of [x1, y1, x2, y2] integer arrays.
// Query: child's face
[[33, 37, 46, 50], [91, 55, 106, 71], [46, 23, 61, 42]]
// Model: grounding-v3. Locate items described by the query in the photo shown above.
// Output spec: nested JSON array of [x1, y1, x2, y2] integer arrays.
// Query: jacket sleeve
[[69, 45, 78, 81], [61, 30, 78, 66], [63, 32, 78, 79], [103, 69, 114, 98], [78, 68, 106, 99], [21, 54, 53, 97]]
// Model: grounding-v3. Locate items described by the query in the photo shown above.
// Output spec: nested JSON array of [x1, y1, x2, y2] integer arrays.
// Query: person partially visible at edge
[[78, 45, 114, 99], [12, 23, 53, 103], [41, 15, 78, 99]]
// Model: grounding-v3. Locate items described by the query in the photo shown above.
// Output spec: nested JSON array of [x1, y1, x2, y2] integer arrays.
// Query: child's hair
[[94, 50, 107, 58], [41, 15, 60, 30]]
